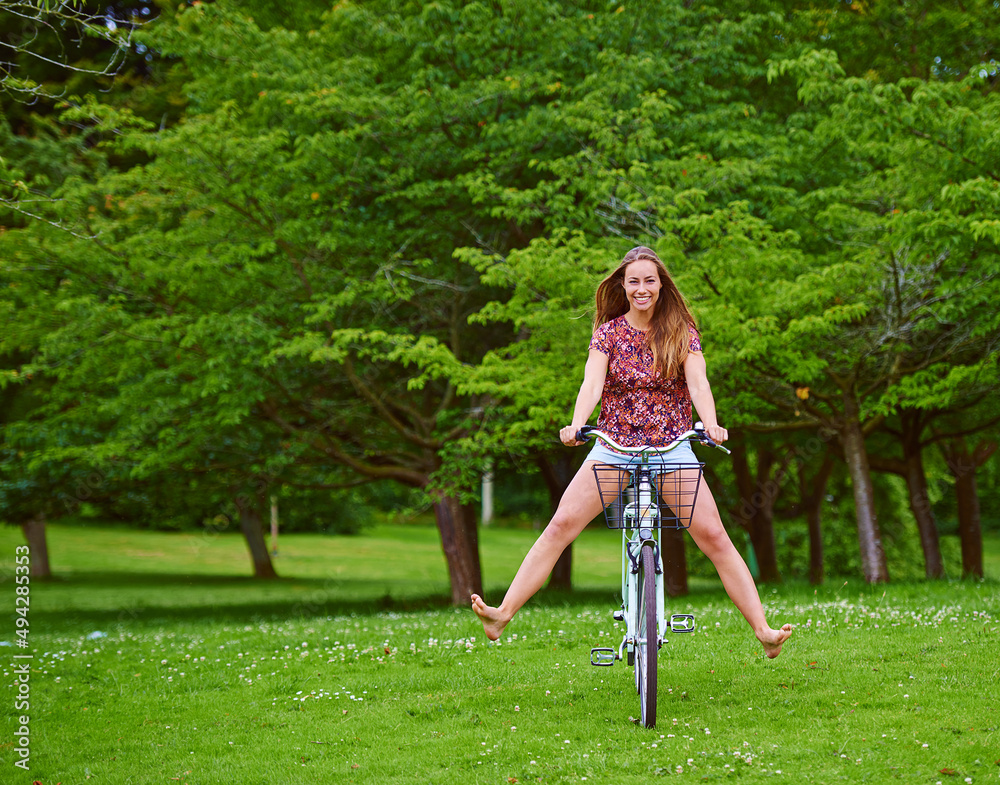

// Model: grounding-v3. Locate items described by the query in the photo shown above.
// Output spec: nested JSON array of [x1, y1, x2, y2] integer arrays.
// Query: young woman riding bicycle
[[471, 246, 792, 658]]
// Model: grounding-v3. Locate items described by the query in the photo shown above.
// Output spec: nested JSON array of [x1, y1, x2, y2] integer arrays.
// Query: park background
[[1, 1, 999, 783]]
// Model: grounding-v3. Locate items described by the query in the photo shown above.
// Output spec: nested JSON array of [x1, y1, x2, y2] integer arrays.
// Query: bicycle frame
[[619, 459, 666, 664], [582, 424, 729, 726]]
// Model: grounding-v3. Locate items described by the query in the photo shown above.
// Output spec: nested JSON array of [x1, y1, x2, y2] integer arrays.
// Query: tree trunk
[[537, 452, 580, 591], [799, 454, 833, 586], [744, 506, 781, 583], [898, 411, 944, 578], [954, 468, 984, 579], [234, 495, 278, 579], [839, 392, 889, 583], [804, 493, 824, 585], [939, 436, 997, 580], [548, 537, 573, 591], [432, 492, 483, 605], [902, 451, 943, 579], [20, 512, 52, 579], [730, 441, 782, 583], [661, 525, 688, 597]]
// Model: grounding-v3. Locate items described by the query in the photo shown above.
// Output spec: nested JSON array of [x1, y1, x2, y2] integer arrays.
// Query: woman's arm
[[560, 349, 609, 446], [684, 350, 729, 444]]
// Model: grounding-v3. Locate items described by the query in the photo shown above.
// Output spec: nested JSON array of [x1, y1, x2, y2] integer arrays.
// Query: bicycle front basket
[[592, 461, 704, 530]]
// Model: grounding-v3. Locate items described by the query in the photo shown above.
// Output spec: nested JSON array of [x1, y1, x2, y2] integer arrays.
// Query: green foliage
[[782, 0, 1000, 83], [2, 0, 999, 586]]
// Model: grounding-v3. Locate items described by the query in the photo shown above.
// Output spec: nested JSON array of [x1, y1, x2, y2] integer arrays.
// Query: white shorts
[[585, 439, 699, 471]]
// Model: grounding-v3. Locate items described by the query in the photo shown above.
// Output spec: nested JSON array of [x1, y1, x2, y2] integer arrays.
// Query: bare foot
[[471, 594, 509, 641], [757, 624, 793, 659]]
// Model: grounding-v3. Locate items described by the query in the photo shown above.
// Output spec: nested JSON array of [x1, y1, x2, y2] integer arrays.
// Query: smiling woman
[[623, 261, 661, 311], [472, 246, 792, 659], [594, 247, 700, 386]]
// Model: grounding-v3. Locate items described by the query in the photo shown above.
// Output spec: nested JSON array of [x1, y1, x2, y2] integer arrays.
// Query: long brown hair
[[594, 246, 698, 379]]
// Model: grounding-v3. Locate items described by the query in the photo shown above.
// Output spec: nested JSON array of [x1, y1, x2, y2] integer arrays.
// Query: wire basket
[[592, 461, 704, 530]]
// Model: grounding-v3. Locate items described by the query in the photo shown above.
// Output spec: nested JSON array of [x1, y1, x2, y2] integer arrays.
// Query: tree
[[939, 434, 998, 579], [0, 376, 56, 578], [4, 0, 627, 602], [458, 233, 619, 591], [727, 435, 793, 584], [696, 48, 1000, 583], [783, 0, 1000, 84], [0, 1, 137, 102], [6, 0, 1000, 596], [458, 4, 817, 591]]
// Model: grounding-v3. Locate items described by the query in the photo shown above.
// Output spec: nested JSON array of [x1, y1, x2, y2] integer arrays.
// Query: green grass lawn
[[1, 523, 998, 784]]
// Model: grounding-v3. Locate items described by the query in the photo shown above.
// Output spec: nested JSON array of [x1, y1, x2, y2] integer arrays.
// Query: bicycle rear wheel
[[635, 544, 658, 728]]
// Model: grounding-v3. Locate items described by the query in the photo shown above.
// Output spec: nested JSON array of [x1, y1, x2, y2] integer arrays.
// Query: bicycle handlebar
[[574, 423, 732, 455]]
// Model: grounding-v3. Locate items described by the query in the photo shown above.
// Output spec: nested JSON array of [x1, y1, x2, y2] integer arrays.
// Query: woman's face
[[622, 259, 661, 314]]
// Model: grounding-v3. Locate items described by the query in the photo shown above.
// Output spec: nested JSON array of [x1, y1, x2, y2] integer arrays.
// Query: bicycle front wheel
[[635, 543, 658, 728]]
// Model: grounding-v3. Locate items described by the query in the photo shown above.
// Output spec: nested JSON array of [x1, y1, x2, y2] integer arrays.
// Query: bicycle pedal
[[590, 648, 616, 667], [670, 614, 696, 633], [612, 610, 625, 621]]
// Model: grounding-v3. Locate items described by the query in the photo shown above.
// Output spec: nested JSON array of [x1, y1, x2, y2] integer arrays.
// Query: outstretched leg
[[472, 461, 606, 641], [666, 471, 792, 658]]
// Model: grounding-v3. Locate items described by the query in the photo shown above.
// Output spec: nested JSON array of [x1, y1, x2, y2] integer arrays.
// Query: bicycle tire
[[636, 544, 658, 728]]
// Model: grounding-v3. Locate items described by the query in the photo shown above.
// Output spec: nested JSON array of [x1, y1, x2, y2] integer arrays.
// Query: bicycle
[[578, 423, 730, 728]]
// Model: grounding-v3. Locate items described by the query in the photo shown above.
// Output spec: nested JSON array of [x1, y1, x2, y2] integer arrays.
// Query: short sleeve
[[688, 325, 702, 353], [589, 321, 615, 356]]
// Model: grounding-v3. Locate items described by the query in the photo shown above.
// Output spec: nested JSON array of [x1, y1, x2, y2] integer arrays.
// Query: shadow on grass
[[23, 569, 733, 634], [25, 571, 447, 631]]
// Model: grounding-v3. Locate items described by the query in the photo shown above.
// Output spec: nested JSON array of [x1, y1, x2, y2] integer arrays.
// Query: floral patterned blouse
[[589, 315, 702, 449]]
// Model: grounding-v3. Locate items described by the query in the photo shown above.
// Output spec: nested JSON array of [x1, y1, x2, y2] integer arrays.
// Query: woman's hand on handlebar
[[704, 423, 729, 444], [560, 425, 585, 446]]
